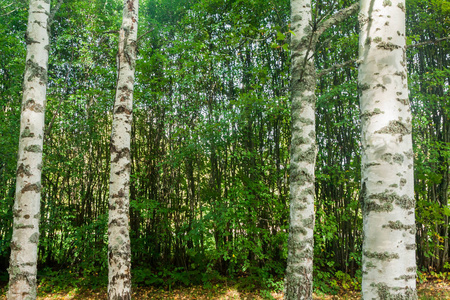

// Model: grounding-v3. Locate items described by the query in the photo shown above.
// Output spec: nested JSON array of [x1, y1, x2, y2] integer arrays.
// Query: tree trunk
[[285, 1, 359, 298], [358, 0, 417, 298], [108, 0, 139, 299], [7, 1, 50, 298], [284, 0, 317, 299]]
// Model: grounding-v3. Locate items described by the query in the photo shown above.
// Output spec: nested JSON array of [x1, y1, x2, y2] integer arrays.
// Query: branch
[[45, 43, 75, 137], [305, 2, 360, 79], [45, 69, 71, 137], [102, 30, 120, 35], [407, 36, 450, 48], [0, 1, 13, 9], [315, 36, 450, 77], [317, 58, 358, 78], [48, 0, 64, 26], [96, 30, 120, 47], [315, 2, 359, 38], [313, 5, 334, 30], [0, 7, 17, 17], [0, 3, 17, 17], [137, 28, 154, 42]]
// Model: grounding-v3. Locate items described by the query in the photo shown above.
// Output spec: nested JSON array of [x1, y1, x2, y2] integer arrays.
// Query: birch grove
[[2, 0, 449, 298]]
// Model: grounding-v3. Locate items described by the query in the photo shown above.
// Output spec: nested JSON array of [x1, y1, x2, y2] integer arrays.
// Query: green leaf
[[270, 42, 279, 48], [276, 31, 285, 40]]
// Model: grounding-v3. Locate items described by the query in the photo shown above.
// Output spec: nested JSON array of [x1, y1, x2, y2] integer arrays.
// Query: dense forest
[[0, 0, 449, 298]]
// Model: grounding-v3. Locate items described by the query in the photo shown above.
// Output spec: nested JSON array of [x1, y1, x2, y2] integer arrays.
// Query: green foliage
[[38, 268, 78, 294], [133, 267, 199, 287], [408, 0, 450, 272], [0, 0, 28, 271], [314, 269, 338, 295], [0, 0, 449, 293], [37, 267, 107, 295]]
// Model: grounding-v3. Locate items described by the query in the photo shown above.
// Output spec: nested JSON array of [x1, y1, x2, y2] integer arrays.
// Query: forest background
[[0, 0, 449, 296]]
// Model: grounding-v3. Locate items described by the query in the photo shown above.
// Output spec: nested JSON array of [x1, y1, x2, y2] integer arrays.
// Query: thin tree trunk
[[285, 0, 317, 299], [358, 0, 417, 298], [108, 0, 139, 299], [285, 1, 359, 298], [7, 1, 50, 299]]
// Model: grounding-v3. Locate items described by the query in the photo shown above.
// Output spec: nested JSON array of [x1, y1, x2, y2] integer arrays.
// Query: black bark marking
[[364, 250, 399, 260], [29, 232, 40, 243], [15, 224, 35, 229], [24, 145, 42, 152], [21, 127, 35, 138], [375, 120, 411, 135], [17, 164, 32, 177], [24, 99, 44, 113], [115, 105, 132, 115], [290, 167, 313, 186], [110, 145, 130, 163], [21, 183, 41, 193], [377, 41, 401, 51], [26, 59, 47, 84]]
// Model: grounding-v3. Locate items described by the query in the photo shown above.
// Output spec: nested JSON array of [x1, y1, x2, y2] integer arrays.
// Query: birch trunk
[[7, 1, 50, 299], [284, 0, 317, 298], [358, 0, 417, 298], [285, 2, 360, 298], [108, 0, 138, 299]]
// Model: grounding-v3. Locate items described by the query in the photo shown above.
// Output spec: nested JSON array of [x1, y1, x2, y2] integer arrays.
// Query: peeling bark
[[7, 1, 50, 299], [108, 0, 139, 299], [358, 0, 417, 298]]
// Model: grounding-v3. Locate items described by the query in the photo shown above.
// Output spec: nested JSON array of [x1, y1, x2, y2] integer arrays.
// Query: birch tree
[[7, 1, 50, 298], [285, 1, 358, 298], [285, 0, 317, 297], [108, 0, 139, 299], [358, 0, 417, 298]]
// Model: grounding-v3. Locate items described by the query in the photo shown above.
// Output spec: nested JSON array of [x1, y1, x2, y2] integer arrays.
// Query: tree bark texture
[[108, 0, 138, 299], [285, 0, 317, 299], [358, 0, 417, 298], [7, 1, 50, 299]]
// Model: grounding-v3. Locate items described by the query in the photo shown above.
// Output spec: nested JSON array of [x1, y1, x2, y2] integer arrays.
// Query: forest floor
[[0, 276, 449, 299]]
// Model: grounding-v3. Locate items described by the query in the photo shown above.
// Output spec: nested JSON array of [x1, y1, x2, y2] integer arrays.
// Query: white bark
[[7, 1, 50, 299], [358, 0, 417, 298], [285, 0, 316, 299], [108, 0, 138, 299], [285, 2, 360, 299]]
